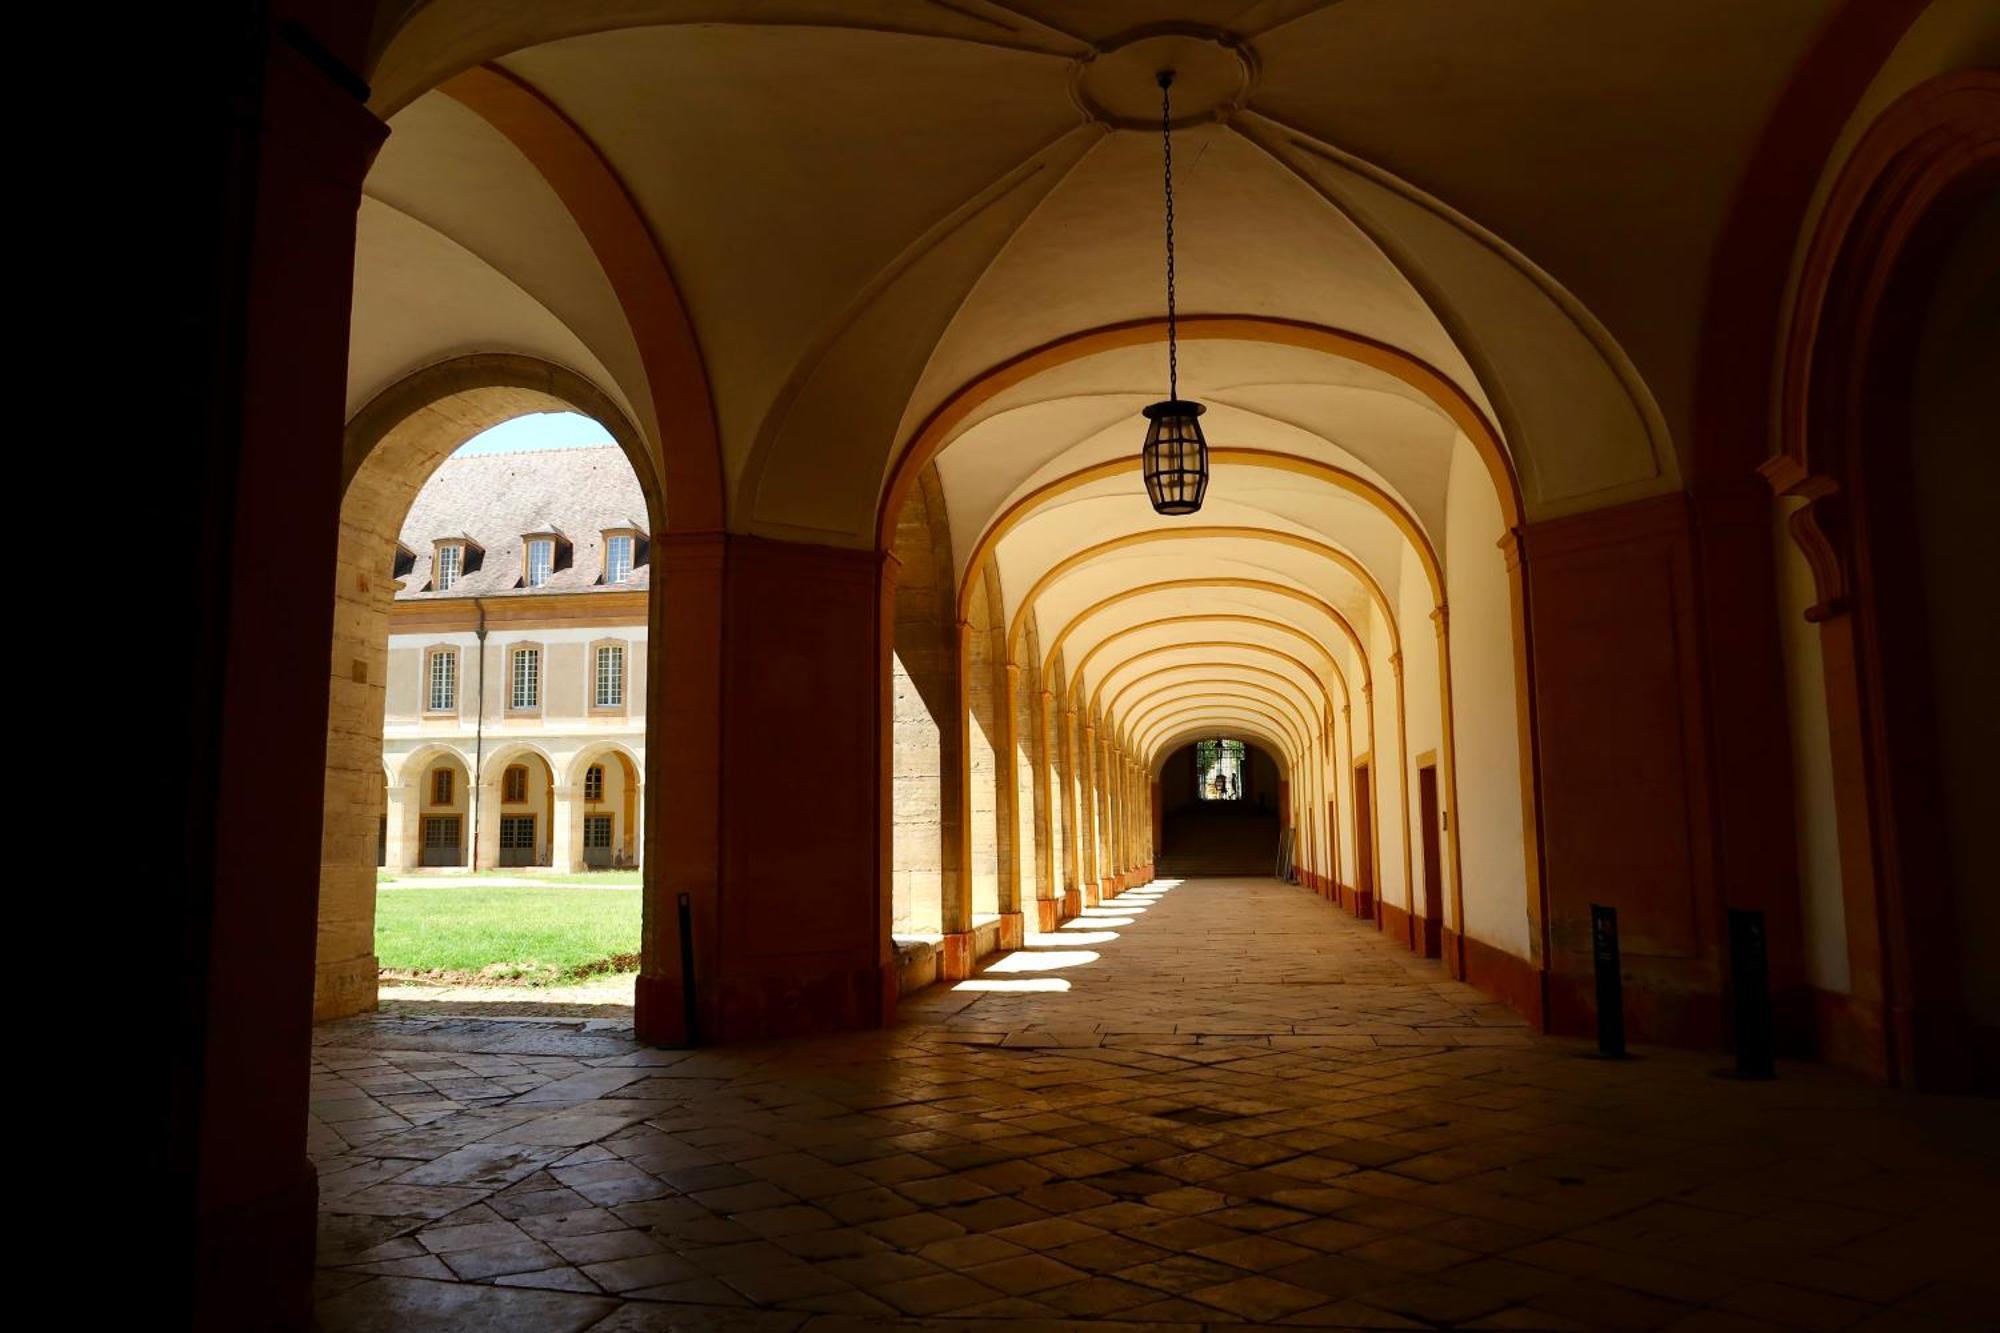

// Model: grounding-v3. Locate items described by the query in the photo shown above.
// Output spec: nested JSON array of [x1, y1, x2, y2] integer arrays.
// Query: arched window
[[584, 763, 605, 802], [503, 764, 527, 803]]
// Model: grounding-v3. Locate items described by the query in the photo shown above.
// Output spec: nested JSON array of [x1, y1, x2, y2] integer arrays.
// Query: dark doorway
[[1157, 740, 1282, 877], [1353, 761, 1375, 920], [1417, 762, 1443, 958]]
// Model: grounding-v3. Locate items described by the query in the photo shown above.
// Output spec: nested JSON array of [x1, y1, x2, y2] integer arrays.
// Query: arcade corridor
[[168, 6, 2000, 1321], [313, 878, 1999, 1331]]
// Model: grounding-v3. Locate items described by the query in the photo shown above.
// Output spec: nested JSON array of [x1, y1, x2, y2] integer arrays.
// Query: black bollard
[[1727, 908, 1775, 1079], [1591, 904, 1627, 1059], [677, 891, 699, 1047]]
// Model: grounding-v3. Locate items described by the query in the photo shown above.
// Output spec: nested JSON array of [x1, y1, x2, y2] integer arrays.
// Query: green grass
[[375, 883, 640, 984], [515, 870, 641, 887]]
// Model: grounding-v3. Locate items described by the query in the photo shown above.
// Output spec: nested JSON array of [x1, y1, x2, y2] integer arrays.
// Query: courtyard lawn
[[376, 880, 640, 984]]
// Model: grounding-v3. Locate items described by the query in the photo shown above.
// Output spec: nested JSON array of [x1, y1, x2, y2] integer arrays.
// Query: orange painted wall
[[1523, 495, 1732, 1046], [717, 538, 890, 1038]]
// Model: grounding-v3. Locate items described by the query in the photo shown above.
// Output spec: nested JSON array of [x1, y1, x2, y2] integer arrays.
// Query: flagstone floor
[[312, 877, 2000, 1332]]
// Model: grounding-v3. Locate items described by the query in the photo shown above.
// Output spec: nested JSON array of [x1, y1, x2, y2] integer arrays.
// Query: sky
[[451, 411, 615, 456]]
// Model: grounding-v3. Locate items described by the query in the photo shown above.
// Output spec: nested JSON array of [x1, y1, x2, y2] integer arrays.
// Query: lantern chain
[[1160, 70, 1178, 404]]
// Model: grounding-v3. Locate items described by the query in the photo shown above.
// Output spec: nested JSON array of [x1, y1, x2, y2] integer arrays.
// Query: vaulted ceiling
[[350, 0, 1993, 763]]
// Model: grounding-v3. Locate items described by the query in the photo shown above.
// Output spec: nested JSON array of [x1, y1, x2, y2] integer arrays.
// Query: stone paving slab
[[316, 877, 2000, 1331]]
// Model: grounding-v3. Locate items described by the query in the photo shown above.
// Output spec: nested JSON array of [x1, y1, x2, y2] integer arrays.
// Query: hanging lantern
[[1141, 69, 1210, 517], [1142, 399, 1208, 515]]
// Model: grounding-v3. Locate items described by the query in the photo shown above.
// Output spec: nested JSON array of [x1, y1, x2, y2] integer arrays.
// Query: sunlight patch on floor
[[951, 976, 1072, 992], [1026, 930, 1119, 946], [982, 949, 1101, 973]]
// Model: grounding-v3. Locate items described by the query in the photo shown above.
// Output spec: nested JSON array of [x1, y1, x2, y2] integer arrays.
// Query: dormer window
[[431, 537, 483, 592], [606, 534, 634, 585], [393, 543, 416, 580], [525, 539, 554, 588]]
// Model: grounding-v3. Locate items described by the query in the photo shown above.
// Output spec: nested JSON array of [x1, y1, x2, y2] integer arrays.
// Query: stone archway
[[1769, 73, 2000, 1088], [313, 353, 662, 1021]]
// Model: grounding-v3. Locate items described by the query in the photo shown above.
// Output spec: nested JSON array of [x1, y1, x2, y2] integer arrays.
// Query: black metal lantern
[[1141, 69, 1209, 517], [1142, 399, 1208, 515]]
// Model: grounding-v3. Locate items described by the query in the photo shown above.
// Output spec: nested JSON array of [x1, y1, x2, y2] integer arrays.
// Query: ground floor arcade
[[383, 741, 645, 873], [313, 875, 1999, 1332]]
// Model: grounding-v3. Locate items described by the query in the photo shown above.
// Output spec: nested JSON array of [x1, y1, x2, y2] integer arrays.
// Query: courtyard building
[[380, 445, 648, 875], [159, 2, 1999, 1328]]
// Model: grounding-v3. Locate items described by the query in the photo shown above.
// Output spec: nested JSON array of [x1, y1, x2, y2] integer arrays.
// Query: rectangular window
[[606, 534, 634, 585], [500, 815, 536, 850], [584, 814, 614, 849], [431, 768, 454, 806], [526, 539, 553, 588], [594, 644, 624, 708], [436, 543, 464, 591], [510, 647, 540, 710], [503, 766, 527, 803], [584, 764, 605, 802], [427, 649, 457, 712]]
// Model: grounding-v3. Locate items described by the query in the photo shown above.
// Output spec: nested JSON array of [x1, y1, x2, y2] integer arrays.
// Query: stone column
[[1114, 759, 1124, 875], [996, 662, 1024, 948], [1081, 718, 1100, 906], [1128, 758, 1140, 879], [631, 780, 645, 869], [1127, 760, 1139, 882], [1149, 762, 1158, 874], [178, 20, 388, 1327], [1130, 759, 1144, 884], [1111, 754, 1123, 886], [551, 784, 585, 872], [1390, 649, 1415, 938], [1060, 701, 1082, 920], [1034, 688, 1060, 932], [1107, 744, 1124, 896], [640, 532, 722, 1044], [385, 784, 416, 872], [475, 771, 504, 872], [1107, 738, 1122, 892], [1108, 741, 1120, 884], [940, 617, 978, 980], [644, 536, 904, 1046]]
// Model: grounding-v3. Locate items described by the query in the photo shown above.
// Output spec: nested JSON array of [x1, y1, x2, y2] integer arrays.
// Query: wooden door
[[1353, 762, 1375, 921], [1418, 764, 1443, 958], [421, 815, 463, 867]]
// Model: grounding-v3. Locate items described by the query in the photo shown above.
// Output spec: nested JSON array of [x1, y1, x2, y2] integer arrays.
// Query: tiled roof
[[396, 446, 651, 599]]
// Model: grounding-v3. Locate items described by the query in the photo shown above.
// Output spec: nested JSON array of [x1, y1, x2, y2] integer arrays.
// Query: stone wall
[[889, 466, 958, 936]]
